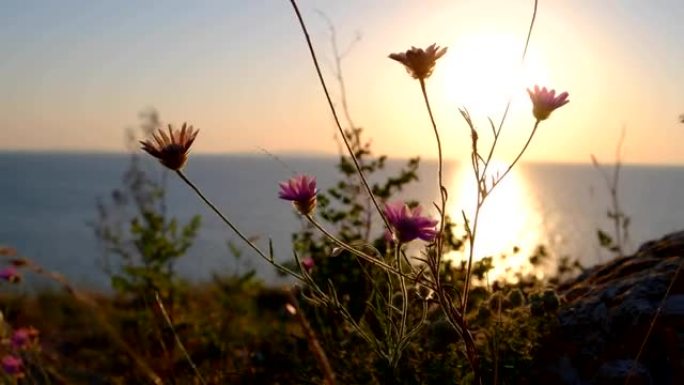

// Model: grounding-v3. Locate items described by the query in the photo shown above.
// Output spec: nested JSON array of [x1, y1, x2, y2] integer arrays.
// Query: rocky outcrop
[[532, 231, 684, 385]]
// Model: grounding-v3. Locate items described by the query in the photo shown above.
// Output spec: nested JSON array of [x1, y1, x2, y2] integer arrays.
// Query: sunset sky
[[1, 0, 683, 164]]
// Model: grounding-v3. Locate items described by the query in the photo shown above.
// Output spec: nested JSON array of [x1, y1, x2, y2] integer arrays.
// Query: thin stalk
[[306, 215, 398, 275], [611, 127, 626, 256], [154, 293, 207, 385], [493, 120, 540, 187], [287, 291, 337, 385], [419, 79, 454, 351], [19, 258, 163, 385], [288, 0, 392, 233], [626, 259, 683, 383], [176, 170, 304, 280], [461, 205, 482, 311], [306, 215, 436, 294], [478, 0, 538, 186], [385, 258, 395, 349], [462, 120, 539, 311], [419, 79, 447, 260], [393, 242, 409, 367], [435, 290, 482, 385]]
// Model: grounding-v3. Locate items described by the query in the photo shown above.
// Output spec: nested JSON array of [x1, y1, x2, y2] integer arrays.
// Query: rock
[[531, 231, 684, 385]]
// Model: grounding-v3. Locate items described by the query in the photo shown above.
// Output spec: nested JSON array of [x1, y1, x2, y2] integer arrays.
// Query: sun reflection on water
[[446, 162, 548, 282]]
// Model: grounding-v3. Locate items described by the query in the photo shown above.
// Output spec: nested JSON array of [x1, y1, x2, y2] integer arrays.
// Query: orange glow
[[438, 32, 550, 118], [446, 161, 549, 282], [0, 1, 683, 165]]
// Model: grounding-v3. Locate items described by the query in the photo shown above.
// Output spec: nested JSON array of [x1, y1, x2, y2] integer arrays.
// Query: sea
[[1, 152, 683, 291]]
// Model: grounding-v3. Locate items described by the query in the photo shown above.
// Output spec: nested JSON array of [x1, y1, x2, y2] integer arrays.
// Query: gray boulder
[[531, 231, 684, 385]]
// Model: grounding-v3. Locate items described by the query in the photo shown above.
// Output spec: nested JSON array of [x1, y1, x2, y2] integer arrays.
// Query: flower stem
[[498, 120, 539, 183], [288, 0, 392, 234], [155, 292, 207, 385], [419, 79, 448, 265], [461, 120, 540, 311], [287, 291, 337, 385], [477, 0, 538, 185], [306, 215, 398, 275], [176, 170, 304, 280], [394, 242, 408, 366], [459, 0, 539, 311]]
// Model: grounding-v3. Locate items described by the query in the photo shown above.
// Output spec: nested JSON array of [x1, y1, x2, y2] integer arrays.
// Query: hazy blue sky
[[1, 0, 683, 164]]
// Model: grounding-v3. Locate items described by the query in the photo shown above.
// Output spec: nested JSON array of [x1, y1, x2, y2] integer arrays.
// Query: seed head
[[389, 44, 447, 80], [140, 123, 198, 170]]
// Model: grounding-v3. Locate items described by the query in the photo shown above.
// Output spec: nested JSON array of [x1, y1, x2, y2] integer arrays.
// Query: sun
[[445, 159, 547, 282], [436, 32, 550, 118]]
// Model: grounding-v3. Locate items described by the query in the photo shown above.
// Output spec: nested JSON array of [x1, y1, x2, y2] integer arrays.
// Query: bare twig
[[154, 293, 207, 385], [175, 170, 305, 280], [287, 291, 337, 385], [288, 0, 393, 234], [460, 0, 540, 312], [625, 259, 684, 384]]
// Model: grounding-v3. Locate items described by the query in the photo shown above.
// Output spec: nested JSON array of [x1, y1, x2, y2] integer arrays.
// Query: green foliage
[[281, 119, 577, 384], [90, 112, 202, 374], [289, 125, 426, 374], [312, 127, 420, 243], [93, 111, 201, 303]]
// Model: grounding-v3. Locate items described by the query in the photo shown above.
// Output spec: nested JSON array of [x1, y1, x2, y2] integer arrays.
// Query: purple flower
[[527, 85, 569, 121], [0, 267, 20, 283], [1, 355, 23, 378], [10, 327, 39, 350], [278, 175, 317, 215], [383, 202, 438, 244]]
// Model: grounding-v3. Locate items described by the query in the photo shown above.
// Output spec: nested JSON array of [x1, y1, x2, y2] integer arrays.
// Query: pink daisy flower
[[527, 85, 569, 121], [278, 175, 317, 215]]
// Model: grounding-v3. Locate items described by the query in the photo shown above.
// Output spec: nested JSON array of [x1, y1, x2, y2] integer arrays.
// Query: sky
[[1, 0, 683, 165]]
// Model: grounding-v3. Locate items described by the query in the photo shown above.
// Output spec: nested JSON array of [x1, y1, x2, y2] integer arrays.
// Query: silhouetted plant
[[94, 110, 200, 303], [92, 110, 201, 373], [134, 1, 574, 383], [591, 127, 631, 257]]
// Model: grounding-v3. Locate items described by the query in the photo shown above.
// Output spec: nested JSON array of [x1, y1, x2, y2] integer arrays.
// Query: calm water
[[1, 152, 683, 290]]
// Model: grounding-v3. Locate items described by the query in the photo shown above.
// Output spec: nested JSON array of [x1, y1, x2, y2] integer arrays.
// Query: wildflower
[[527, 85, 569, 121], [389, 44, 447, 80], [1, 355, 23, 378], [278, 175, 317, 215], [0, 267, 20, 283], [301, 257, 314, 272], [140, 123, 198, 170], [383, 202, 438, 244], [10, 327, 39, 350]]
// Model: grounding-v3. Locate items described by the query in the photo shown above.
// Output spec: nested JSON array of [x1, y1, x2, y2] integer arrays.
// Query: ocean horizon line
[[2, 149, 684, 169]]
